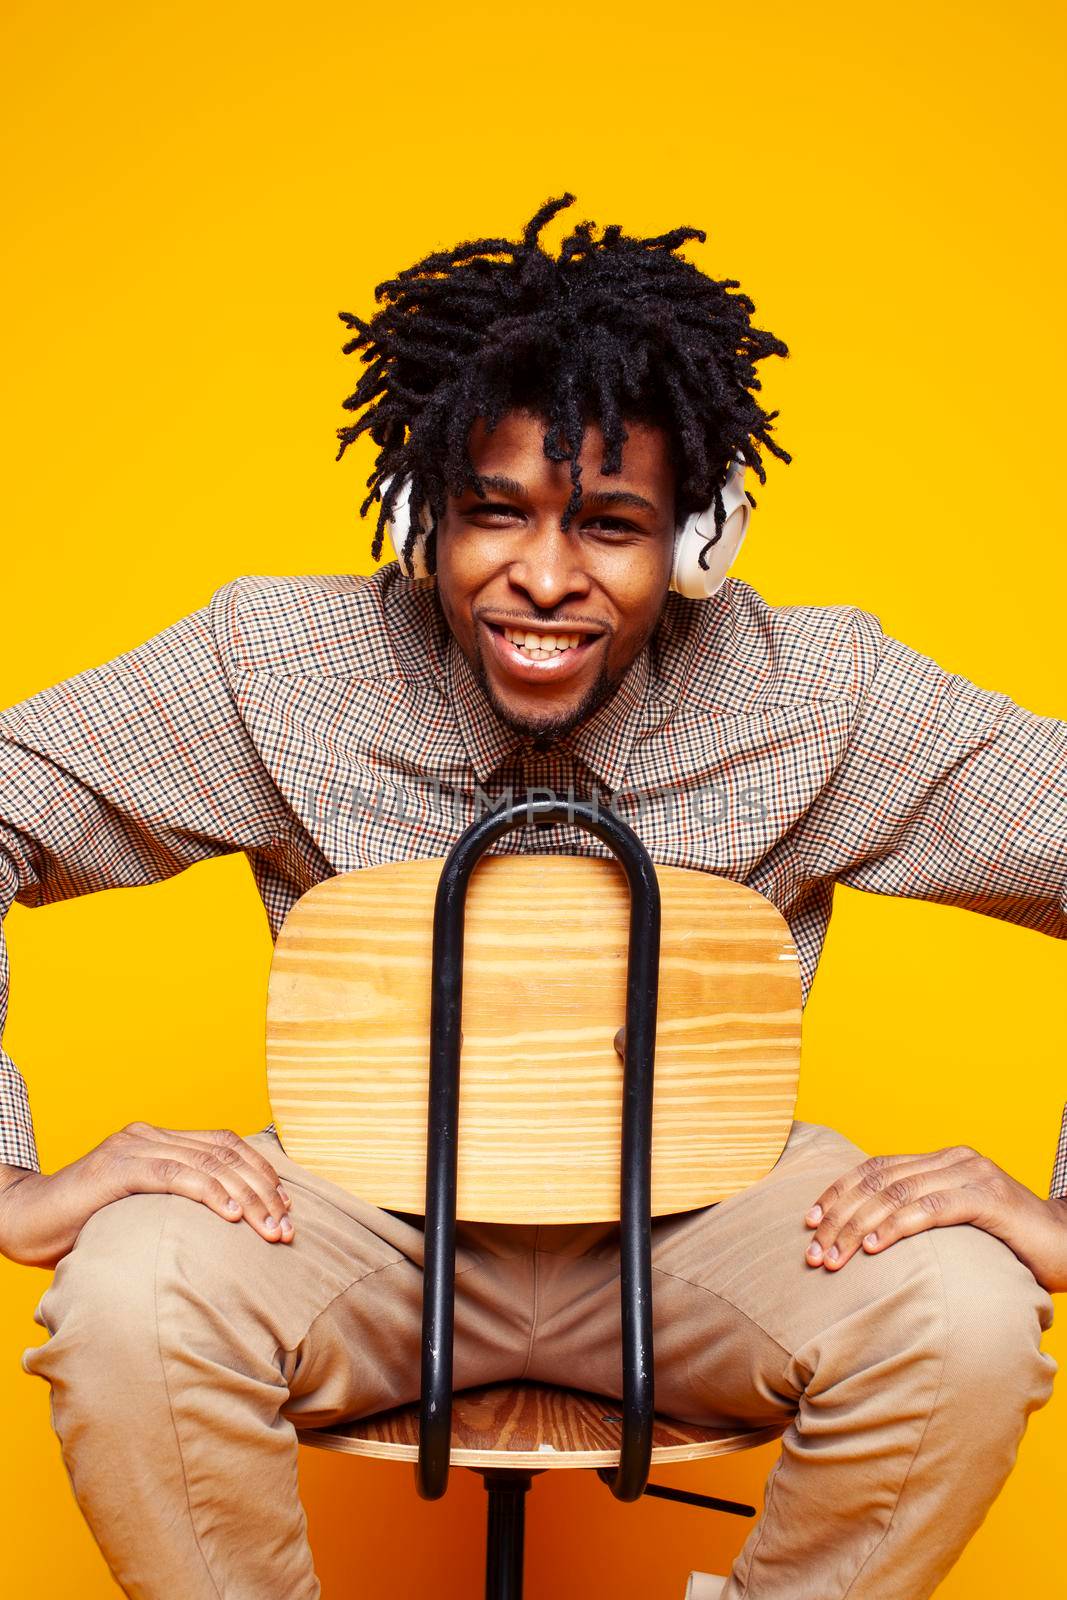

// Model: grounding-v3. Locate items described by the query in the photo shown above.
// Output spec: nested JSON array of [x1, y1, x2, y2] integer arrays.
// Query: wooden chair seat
[[297, 1381, 782, 1471]]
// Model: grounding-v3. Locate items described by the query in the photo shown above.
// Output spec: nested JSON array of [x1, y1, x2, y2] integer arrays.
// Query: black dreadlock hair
[[336, 194, 792, 577]]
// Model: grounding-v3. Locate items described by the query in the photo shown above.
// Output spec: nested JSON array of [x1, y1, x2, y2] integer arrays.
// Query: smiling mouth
[[480, 619, 606, 682]]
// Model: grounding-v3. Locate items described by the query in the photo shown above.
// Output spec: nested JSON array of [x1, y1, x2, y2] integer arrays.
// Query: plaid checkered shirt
[[1, 569, 1065, 1193]]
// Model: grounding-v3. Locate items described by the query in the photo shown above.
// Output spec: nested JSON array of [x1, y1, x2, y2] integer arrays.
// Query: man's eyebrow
[[469, 475, 657, 514], [581, 487, 657, 514], [470, 474, 529, 500]]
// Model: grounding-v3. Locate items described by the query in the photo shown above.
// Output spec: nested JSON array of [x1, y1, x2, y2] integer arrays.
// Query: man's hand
[[803, 1146, 1067, 1294], [0, 1123, 294, 1270]]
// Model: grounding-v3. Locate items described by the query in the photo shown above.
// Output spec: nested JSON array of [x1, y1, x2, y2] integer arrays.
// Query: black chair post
[[480, 1469, 533, 1599], [415, 797, 662, 1506]]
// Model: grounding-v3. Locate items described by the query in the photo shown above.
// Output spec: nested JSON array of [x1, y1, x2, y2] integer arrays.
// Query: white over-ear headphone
[[378, 452, 751, 600], [669, 454, 751, 600]]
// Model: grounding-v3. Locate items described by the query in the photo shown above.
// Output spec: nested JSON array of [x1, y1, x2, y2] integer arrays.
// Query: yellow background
[[1, 1, 1064, 1592]]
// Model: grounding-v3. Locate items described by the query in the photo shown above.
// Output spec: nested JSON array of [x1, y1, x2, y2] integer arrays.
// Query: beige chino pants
[[21, 1121, 1056, 1599]]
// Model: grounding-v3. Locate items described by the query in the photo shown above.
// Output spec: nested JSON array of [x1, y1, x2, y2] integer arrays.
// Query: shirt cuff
[[1050, 1103, 1067, 1201]]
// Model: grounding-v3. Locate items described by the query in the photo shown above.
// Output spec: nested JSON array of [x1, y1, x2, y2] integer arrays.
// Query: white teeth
[[502, 626, 583, 656]]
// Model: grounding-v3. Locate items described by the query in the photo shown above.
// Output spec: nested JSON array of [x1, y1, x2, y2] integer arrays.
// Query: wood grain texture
[[266, 855, 801, 1223], [297, 1382, 783, 1469]]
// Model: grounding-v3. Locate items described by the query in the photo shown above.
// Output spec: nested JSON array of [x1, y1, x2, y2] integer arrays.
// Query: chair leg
[[481, 1470, 532, 1600]]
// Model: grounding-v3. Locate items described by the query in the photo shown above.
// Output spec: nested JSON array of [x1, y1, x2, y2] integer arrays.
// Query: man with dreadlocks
[[2, 195, 1065, 1600]]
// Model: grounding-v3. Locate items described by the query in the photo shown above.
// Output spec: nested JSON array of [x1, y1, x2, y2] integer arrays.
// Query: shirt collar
[[564, 645, 652, 792], [444, 631, 527, 782]]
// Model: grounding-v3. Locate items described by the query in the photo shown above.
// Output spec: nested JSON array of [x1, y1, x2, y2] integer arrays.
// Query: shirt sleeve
[[1050, 1105, 1067, 1202], [0, 583, 294, 1172], [795, 613, 1067, 941]]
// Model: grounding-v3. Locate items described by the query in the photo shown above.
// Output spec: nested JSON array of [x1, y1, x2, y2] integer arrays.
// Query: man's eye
[[466, 502, 523, 524], [585, 517, 638, 535]]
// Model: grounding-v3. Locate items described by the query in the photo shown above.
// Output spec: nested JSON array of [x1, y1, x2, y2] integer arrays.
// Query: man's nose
[[506, 520, 591, 608]]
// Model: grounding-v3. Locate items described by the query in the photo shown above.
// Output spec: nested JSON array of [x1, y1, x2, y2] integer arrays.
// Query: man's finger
[[805, 1147, 979, 1228], [804, 1149, 995, 1270], [126, 1124, 290, 1205], [118, 1156, 294, 1241], [860, 1187, 988, 1252], [116, 1135, 294, 1241], [805, 1164, 976, 1269]]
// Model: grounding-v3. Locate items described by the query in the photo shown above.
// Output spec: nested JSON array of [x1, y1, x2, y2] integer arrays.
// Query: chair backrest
[[266, 854, 801, 1224]]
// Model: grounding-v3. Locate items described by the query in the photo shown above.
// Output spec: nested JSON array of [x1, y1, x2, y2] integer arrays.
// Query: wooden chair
[[265, 799, 801, 1597]]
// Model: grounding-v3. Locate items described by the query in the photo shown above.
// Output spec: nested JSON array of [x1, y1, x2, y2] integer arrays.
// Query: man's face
[[434, 410, 676, 745]]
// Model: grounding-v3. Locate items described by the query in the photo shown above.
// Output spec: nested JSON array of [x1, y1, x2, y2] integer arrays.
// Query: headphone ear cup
[[670, 504, 749, 599], [379, 476, 434, 582], [669, 462, 752, 599]]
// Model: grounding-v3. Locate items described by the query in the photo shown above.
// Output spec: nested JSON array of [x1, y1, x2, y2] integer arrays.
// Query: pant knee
[[44, 1190, 162, 1317], [21, 1193, 176, 1421], [22, 1191, 258, 1392], [930, 1225, 1056, 1433]]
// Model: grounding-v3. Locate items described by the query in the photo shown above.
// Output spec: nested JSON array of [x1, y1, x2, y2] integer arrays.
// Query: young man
[[1, 195, 1064, 1600]]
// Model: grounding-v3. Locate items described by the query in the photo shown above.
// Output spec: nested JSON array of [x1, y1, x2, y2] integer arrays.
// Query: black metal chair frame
[[414, 798, 753, 1599]]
